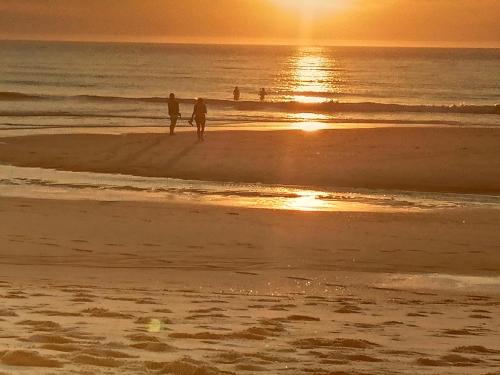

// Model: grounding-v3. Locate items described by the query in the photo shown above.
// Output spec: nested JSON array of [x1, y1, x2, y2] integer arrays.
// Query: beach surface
[[1, 197, 500, 374], [1, 126, 500, 374], [1, 127, 500, 194]]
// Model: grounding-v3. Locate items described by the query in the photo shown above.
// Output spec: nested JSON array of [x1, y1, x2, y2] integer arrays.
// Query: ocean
[[1, 40, 499, 130]]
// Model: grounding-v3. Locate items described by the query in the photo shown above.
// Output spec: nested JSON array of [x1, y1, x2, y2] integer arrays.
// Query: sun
[[272, 0, 353, 15]]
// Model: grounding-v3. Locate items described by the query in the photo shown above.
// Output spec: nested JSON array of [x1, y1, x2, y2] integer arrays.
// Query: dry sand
[[1, 197, 500, 374], [1, 127, 500, 374], [1, 127, 500, 194]]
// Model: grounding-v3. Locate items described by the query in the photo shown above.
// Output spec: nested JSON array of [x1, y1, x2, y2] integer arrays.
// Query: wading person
[[259, 87, 267, 101], [189, 98, 207, 141], [233, 86, 240, 101], [168, 93, 181, 136]]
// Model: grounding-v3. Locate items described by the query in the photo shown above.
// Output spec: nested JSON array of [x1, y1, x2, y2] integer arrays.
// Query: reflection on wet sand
[[1, 164, 500, 214]]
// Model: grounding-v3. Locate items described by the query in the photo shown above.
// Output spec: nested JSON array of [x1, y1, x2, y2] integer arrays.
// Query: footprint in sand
[[142, 243, 161, 247], [144, 359, 226, 375], [338, 248, 362, 252], [335, 304, 363, 314], [72, 248, 93, 253], [186, 313, 229, 320], [152, 308, 173, 314], [16, 320, 62, 332], [0, 309, 17, 317], [277, 315, 320, 322], [452, 345, 500, 355], [286, 276, 313, 282], [72, 297, 94, 303], [27, 333, 75, 345], [71, 239, 89, 244], [407, 312, 428, 317], [36, 310, 82, 317], [292, 337, 380, 350], [71, 354, 124, 368], [0, 350, 62, 368], [81, 308, 133, 319], [40, 343, 80, 353], [469, 314, 491, 319], [438, 328, 482, 337], [416, 354, 483, 367]]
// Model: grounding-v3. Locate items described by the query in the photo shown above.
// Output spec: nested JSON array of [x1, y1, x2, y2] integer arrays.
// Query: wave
[[253, 101, 500, 115], [1, 91, 498, 116]]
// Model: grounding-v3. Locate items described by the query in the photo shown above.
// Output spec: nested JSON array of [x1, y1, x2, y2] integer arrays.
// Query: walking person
[[189, 98, 207, 141], [167, 93, 181, 136]]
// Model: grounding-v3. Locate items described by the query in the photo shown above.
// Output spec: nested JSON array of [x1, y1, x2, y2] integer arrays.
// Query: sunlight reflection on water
[[289, 47, 341, 105]]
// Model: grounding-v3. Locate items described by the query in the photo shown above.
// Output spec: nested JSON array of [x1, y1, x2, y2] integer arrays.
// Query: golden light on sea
[[291, 47, 334, 104]]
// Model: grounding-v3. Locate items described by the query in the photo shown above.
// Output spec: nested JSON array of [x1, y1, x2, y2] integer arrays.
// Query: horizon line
[[1, 36, 499, 50]]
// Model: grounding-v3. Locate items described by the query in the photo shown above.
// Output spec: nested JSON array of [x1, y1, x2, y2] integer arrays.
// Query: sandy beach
[[0, 126, 499, 374], [1, 127, 500, 194], [1, 196, 500, 374], [1, 0, 499, 372]]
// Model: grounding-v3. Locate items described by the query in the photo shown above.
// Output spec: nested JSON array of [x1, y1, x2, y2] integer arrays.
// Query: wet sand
[[1, 197, 500, 374], [1, 127, 500, 194]]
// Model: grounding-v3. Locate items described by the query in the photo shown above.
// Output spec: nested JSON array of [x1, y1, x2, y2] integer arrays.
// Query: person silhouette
[[189, 98, 207, 141], [233, 86, 240, 101], [167, 93, 181, 136], [259, 88, 267, 101]]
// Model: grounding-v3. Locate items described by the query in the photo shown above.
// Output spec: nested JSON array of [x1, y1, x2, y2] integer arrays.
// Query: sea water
[[1, 41, 499, 130]]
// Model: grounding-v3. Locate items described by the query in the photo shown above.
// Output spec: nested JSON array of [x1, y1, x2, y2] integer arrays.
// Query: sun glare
[[272, 0, 353, 15]]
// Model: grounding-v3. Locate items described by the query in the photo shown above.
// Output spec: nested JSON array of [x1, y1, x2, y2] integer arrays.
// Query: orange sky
[[0, 0, 499, 47]]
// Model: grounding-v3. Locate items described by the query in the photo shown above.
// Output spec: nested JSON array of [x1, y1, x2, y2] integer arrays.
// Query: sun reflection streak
[[291, 47, 335, 104]]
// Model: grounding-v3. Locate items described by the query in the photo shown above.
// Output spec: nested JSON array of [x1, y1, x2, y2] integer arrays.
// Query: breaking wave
[[1, 91, 499, 116]]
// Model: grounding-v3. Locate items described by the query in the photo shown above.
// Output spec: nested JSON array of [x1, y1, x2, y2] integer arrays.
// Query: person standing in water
[[167, 93, 181, 136], [189, 98, 207, 141], [259, 88, 267, 101], [233, 86, 240, 101]]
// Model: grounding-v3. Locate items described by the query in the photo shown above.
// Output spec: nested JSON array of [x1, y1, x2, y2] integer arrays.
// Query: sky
[[0, 0, 499, 47]]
